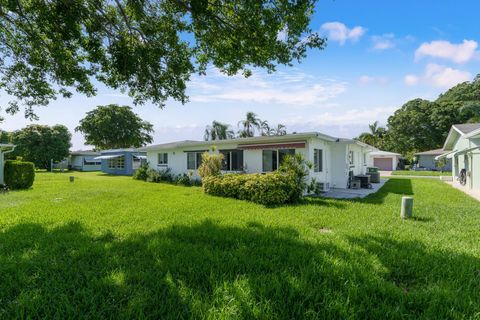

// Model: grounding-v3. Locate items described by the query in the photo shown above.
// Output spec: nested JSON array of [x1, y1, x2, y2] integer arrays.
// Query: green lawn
[[391, 170, 449, 177], [1, 172, 479, 319]]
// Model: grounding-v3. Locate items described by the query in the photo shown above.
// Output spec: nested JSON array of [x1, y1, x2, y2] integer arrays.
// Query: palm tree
[[259, 120, 271, 136], [204, 121, 235, 141], [272, 124, 287, 136], [357, 121, 386, 148], [237, 112, 261, 137]]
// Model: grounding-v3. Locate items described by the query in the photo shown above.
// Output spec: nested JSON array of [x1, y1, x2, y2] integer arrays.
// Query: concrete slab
[[322, 179, 387, 199]]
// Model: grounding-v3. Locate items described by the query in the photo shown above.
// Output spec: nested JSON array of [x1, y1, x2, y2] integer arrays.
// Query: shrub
[[146, 168, 161, 183], [198, 152, 224, 178], [4, 160, 35, 189], [176, 174, 192, 186], [133, 163, 149, 181], [203, 172, 296, 206]]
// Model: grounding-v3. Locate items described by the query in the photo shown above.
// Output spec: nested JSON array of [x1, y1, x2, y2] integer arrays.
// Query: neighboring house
[[368, 150, 401, 171], [141, 132, 374, 190], [414, 148, 452, 171], [437, 123, 480, 191], [69, 151, 101, 171], [0, 144, 15, 185], [94, 149, 147, 176]]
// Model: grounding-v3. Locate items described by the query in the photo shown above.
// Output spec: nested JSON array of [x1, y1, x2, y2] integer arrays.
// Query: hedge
[[4, 160, 35, 189], [203, 172, 300, 206]]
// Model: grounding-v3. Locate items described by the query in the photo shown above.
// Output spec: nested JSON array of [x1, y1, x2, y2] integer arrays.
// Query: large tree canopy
[[10, 124, 71, 169], [385, 75, 480, 156], [76, 104, 154, 150], [0, 0, 324, 119]]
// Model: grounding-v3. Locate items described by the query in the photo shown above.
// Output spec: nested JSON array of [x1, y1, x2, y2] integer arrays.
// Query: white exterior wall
[[145, 137, 371, 189]]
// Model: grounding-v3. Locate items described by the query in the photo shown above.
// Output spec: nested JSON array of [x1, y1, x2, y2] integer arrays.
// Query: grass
[[1, 172, 479, 319], [391, 170, 449, 177]]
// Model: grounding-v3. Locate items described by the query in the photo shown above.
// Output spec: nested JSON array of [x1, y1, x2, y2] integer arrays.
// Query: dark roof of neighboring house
[[453, 123, 480, 134], [414, 148, 445, 156]]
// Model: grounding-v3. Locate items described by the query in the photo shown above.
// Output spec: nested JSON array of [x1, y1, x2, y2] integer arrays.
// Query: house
[[368, 150, 401, 171], [69, 151, 101, 171], [414, 148, 452, 171], [436, 123, 480, 191], [141, 133, 375, 190], [0, 144, 15, 186], [94, 149, 147, 176]]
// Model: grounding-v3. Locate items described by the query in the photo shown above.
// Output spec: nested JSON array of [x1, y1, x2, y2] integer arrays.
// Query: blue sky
[[1, 0, 480, 149]]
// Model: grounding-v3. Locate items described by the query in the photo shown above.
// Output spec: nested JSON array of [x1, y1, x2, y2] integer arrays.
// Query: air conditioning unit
[[318, 182, 330, 192]]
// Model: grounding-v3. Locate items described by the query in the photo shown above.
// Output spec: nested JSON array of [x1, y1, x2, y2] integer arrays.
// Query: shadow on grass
[[1, 220, 478, 318]]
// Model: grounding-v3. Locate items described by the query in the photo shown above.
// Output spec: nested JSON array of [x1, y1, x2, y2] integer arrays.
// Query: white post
[[401, 196, 413, 219]]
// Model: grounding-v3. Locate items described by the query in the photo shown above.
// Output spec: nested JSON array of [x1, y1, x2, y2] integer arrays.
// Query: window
[[108, 156, 125, 169], [220, 150, 244, 171], [158, 153, 168, 166], [83, 157, 101, 166], [187, 152, 204, 170], [349, 150, 354, 165], [314, 149, 323, 172], [262, 149, 295, 172]]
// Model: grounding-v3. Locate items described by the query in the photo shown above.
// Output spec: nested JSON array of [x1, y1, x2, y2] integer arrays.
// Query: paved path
[[445, 181, 480, 202], [323, 179, 387, 199]]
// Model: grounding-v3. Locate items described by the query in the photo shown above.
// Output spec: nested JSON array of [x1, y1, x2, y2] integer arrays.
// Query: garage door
[[374, 157, 392, 171]]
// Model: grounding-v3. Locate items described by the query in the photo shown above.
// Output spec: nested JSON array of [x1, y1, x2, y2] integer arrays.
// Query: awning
[[434, 150, 457, 160], [94, 154, 123, 160], [133, 155, 147, 160], [238, 141, 306, 150]]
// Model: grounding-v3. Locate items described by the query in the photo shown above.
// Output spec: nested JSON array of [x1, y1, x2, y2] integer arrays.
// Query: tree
[[204, 121, 235, 141], [259, 120, 271, 136], [357, 121, 387, 149], [238, 112, 261, 138], [10, 124, 71, 169], [272, 124, 287, 136], [0, 1, 325, 119], [0, 130, 10, 143], [76, 104, 154, 150]]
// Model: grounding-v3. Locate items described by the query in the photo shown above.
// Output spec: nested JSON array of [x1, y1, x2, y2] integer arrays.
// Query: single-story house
[[368, 150, 401, 171], [141, 132, 375, 190], [95, 149, 146, 176], [436, 123, 480, 191], [69, 151, 101, 171], [414, 148, 452, 171], [0, 144, 15, 185]]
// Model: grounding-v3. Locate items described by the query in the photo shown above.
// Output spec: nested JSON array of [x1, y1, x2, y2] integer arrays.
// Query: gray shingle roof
[[414, 148, 445, 156], [454, 123, 480, 134]]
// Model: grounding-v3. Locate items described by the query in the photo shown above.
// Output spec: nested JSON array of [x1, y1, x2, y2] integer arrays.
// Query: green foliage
[[203, 173, 295, 205], [0, 0, 324, 119], [385, 75, 480, 154], [76, 105, 153, 150], [197, 152, 224, 178], [0, 130, 11, 143], [204, 121, 235, 141], [204, 153, 310, 205], [237, 112, 261, 138], [4, 160, 35, 189], [133, 163, 149, 181], [10, 124, 71, 170], [357, 121, 387, 149]]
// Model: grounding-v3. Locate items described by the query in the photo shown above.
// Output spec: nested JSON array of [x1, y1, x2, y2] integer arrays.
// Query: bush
[[198, 152, 224, 178], [175, 174, 192, 186], [133, 163, 149, 181], [203, 172, 297, 206], [4, 160, 35, 189]]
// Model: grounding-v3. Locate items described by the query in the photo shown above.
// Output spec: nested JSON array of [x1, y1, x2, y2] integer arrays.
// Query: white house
[[436, 123, 480, 192], [368, 150, 401, 171], [141, 132, 374, 190], [0, 144, 15, 186]]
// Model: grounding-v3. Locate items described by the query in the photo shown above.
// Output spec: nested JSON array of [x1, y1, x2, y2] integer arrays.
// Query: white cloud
[[404, 63, 471, 88], [188, 69, 347, 106], [415, 40, 478, 63], [358, 75, 389, 85], [320, 22, 366, 45], [404, 75, 419, 86], [371, 33, 395, 50]]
